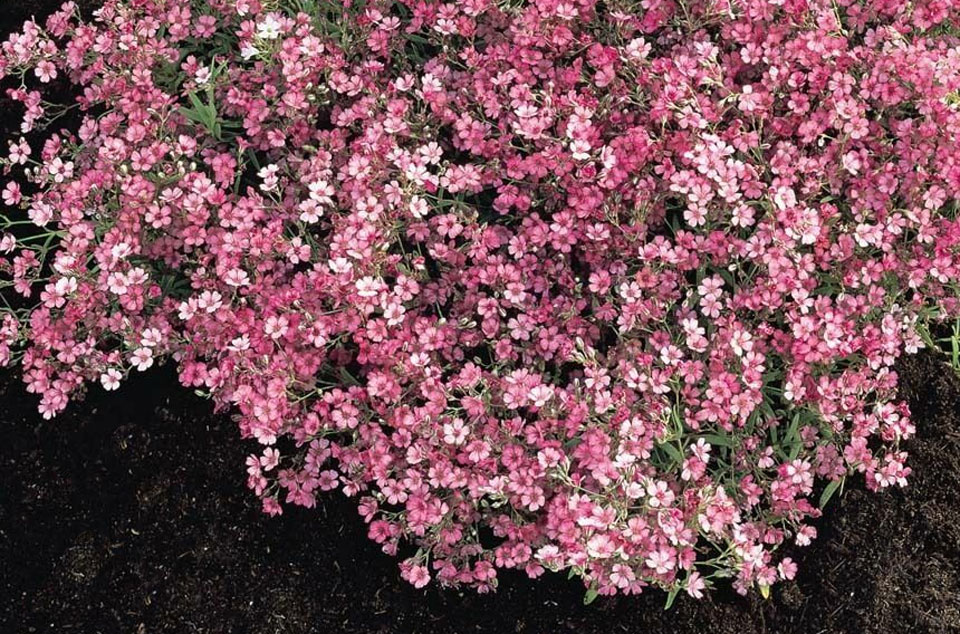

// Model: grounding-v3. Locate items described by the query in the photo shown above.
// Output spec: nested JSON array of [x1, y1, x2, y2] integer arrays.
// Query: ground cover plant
[[3, 0, 960, 605]]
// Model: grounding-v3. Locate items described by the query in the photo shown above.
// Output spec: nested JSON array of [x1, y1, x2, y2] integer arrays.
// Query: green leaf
[[759, 400, 777, 419], [780, 411, 804, 460], [179, 106, 204, 126], [583, 588, 599, 605], [563, 437, 582, 451], [187, 91, 206, 113], [658, 441, 683, 464], [819, 477, 844, 509], [759, 584, 771, 600], [761, 368, 783, 383], [338, 366, 359, 386], [181, 90, 221, 139], [699, 433, 734, 448], [663, 587, 680, 610], [717, 268, 737, 288]]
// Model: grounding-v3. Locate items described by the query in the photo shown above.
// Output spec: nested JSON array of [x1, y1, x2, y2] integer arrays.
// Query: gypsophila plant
[[3, 0, 960, 603]]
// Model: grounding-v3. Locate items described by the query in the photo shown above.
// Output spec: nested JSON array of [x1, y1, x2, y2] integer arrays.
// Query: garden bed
[[2, 352, 958, 634], [2, 1, 960, 632]]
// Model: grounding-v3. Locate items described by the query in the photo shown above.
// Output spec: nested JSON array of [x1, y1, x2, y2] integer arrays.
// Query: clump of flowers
[[3, 0, 960, 602]]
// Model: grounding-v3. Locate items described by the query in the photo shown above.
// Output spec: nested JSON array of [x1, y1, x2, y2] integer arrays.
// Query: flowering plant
[[3, 0, 960, 602]]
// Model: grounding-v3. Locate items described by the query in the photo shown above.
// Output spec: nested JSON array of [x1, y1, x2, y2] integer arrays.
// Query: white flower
[[409, 195, 428, 219], [258, 164, 279, 192], [256, 14, 282, 40]]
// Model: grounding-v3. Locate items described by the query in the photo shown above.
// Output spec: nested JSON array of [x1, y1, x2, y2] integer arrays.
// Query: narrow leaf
[[819, 478, 844, 509], [699, 433, 733, 448], [664, 587, 680, 610], [583, 588, 599, 605], [658, 441, 683, 464]]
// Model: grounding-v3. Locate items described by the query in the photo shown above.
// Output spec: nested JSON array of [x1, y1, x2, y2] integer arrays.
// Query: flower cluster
[[3, 0, 960, 601]]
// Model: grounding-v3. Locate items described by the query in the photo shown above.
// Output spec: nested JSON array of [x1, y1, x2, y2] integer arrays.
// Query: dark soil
[[2, 355, 958, 634], [1, 2, 960, 633]]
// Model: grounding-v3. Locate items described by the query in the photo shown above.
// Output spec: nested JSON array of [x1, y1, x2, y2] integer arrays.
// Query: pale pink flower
[[129, 347, 154, 372], [100, 369, 122, 391]]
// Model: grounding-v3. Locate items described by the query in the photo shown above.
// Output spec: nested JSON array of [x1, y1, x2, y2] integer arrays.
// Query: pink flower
[[100, 369, 122, 391], [34, 59, 57, 83], [264, 315, 288, 340], [2, 182, 21, 206], [260, 447, 280, 471], [645, 550, 675, 575], [262, 497, 283, 516], [842, 151, 862, 175], [1, 0, 953, 601], [129, 347, 154, 372], [224, 268, 250, 287], [46, 158, 73, 183], [317, 469, 339, 490], [403, 562, 431, 589], [778, 558, 798, 581], [686, 572, 706, 599], [355, 276, 382, 298], [194, 65, 212, 85], [8, 138, 30, 165]]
